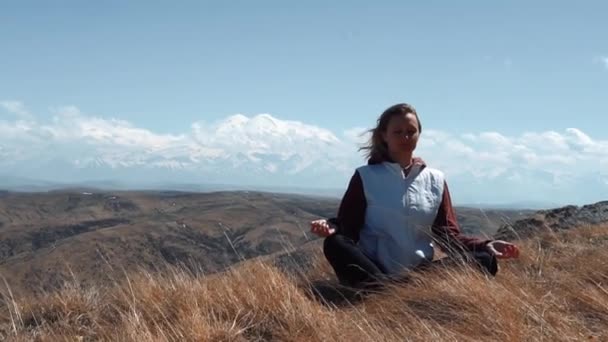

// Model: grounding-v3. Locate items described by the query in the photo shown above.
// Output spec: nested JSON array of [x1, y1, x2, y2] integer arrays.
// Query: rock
[[495, 201, 608, 240]]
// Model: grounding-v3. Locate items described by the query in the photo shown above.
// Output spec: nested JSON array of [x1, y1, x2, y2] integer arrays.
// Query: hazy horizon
[[0, 175, 577, 210]]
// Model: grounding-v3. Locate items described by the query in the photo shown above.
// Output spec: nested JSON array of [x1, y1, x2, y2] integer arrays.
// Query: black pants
[[323, 234, 498, 288]]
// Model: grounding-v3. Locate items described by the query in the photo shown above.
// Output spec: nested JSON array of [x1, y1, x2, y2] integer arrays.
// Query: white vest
[[356, 162, 445, 275]]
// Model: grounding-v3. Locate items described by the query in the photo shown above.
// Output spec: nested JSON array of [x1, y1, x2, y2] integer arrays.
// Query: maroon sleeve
[[431, 181, 492, 253], [335, 171, 366, 242]]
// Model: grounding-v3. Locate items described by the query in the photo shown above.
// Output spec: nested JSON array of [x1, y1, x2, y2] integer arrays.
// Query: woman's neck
[[388, 152, 413, 169]]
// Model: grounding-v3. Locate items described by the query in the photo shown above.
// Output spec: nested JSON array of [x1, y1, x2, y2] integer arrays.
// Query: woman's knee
[[323, 234, 350, 259], [323, 234, 339, 258], [472, 250, 498, 276]]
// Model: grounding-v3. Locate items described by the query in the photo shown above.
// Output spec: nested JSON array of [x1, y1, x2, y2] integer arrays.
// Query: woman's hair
[[360, 103, 422, 164]]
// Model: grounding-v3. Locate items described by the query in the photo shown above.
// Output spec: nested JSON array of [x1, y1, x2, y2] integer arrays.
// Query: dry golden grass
[[1, 224, 607, 341]]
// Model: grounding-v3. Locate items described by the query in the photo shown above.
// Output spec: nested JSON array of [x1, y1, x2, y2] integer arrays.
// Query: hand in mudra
[[486, 240, 520, 259], [310, 219, 336, 238]]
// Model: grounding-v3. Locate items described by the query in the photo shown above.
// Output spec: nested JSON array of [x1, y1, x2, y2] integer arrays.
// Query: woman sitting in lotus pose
[[310, 103, 519, 288]]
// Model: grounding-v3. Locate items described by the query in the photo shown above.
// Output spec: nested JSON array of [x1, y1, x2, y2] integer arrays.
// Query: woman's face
[[381, 113, 420, 157]]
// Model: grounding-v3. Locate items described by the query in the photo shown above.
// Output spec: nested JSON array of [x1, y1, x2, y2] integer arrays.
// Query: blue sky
[[1, 1, 607, 206]]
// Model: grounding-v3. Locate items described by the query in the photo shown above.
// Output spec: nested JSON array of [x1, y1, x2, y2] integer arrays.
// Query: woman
[[310, 103, 519, 288]]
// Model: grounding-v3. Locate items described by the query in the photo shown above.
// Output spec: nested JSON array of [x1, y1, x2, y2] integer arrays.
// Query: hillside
[[0, 190, 530, 295], [0, 223, 606, 341], [495, 201, 608, 240], [0, 190, 337, 294]]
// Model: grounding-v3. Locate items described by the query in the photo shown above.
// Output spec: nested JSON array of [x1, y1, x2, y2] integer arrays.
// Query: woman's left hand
[[486, 240, 520, 259]]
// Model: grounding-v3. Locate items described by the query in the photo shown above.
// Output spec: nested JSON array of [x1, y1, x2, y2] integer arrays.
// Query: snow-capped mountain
[[0, 109, 364, 189], [1, 103, 607, 205]]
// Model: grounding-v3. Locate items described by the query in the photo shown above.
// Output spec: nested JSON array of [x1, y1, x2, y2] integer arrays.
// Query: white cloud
[[0, 106, 360, 186], [594, 56, 608, 70], [342, 127, 368, 144], [0, 100, 31, 119], [565, 128, 593, 146], [44, 106, 186, 148], [417, 128, 607, 180], [0, 102, 607, 204]]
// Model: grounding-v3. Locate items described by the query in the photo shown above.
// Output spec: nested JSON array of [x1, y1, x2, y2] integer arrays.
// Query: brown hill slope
[[495, 201, 608, 240], [0, 190, 530, 294], [0, 223, 606, 341], [0, 190, 337, 294]]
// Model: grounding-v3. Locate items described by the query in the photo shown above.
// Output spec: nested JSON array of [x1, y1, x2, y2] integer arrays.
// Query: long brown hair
[[360, 103, 422, 164]]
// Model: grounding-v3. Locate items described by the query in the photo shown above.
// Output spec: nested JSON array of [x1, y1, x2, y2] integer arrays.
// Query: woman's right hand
[[310, 219, 336, 237]]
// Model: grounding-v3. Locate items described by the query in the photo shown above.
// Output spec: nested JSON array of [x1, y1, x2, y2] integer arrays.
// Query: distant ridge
[[0, 177, 344, 198], [495, 201, 608, 240]]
